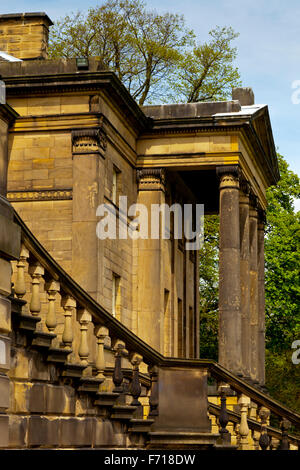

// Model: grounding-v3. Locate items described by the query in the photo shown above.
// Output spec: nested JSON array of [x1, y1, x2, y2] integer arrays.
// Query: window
[[164, 289, 170, 356], [178, 298, 186, 358], [112, 165, 121, 205], [112, 273, 121, 320]]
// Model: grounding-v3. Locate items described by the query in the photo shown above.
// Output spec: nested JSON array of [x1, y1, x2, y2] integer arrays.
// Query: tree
[[49, 0, 193, 105], [48, 0, 241, 105], [199, 214, 219, 360], [170, 26, 241, 103]]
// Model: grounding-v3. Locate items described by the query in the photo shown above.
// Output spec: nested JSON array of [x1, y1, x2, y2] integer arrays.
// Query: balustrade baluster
[[130, 353, 143, 407], [28, 262, 44, 316], [14, 245, 29, 299], [45, 280, 60, 332], [252, 429, 260, 450], [148, 365, 159, 417], [95, 325, 109, 382], [112, 339, 125, 393], [218, 384, 231, 445], [78, 309, 92, 366], [270, 436, 280, 450], [258, 407, 270, 450], [61, 296, 76, 350], [280, 418, 291, 450], [234, 423, 240, 448], [238, 394, 250, 450]]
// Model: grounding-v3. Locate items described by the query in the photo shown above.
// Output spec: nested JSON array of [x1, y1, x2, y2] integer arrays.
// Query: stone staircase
[[3, 209, 300, 449]]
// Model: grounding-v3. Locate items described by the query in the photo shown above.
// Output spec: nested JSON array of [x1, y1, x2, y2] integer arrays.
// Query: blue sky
[[2, 1, 300, 200]]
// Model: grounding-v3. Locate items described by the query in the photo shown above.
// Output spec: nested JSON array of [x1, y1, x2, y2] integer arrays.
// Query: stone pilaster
[[239, 181, 251, 379], [257, 210, 266, 386], [249, 195, 259, 383], [136, 169, 166, 352], [71, 125, 107, 301], [217, 165, 242, 376]]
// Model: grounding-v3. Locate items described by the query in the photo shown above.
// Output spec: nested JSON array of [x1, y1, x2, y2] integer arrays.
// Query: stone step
[[147, 431, 219, 450], [94, 391, 120, 407], [128, 418, 155, 433], [61, 363, 87, 379], [46, 347, 72, 364], [77, 376, 104, 393], [11, 310, 41, 332], [110, 405, 137, 421], [31, 330, 56, 349]]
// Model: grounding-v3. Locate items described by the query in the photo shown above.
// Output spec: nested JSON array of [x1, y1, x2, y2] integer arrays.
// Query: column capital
[[216, 164, 240, 178], [71, 120, 107, 158], [249, 189, 259, 210], [216, 165, 240, 190], [240, 178, 251, 196], [136, 168, 166, 191], [257, 208, 267, 226]]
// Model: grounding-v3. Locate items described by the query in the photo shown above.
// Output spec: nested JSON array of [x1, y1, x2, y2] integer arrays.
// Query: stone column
[[71, 125, 107, 301], [0, 103, 20, 447], [136, 169, 165, 352], [217, 166, 242, 376], [257, 210, 266, 386], [239, 181, 251, 379], [249, 196, 259, 383]]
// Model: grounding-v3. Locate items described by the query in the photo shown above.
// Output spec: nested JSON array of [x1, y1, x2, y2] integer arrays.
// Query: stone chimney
[[0, 12, 53, 60], [232, 87, 255, 106]]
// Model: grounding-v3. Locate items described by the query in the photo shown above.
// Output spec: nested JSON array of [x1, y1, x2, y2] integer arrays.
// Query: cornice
[[0, 103, 19, 125], [140, 117, 279, 186], [3, 71, 150, 133]]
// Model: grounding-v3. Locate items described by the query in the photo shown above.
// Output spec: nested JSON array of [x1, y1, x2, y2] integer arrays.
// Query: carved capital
[[137, 168, 166, 191], [216, 165, 240, 190], [239, 178, 251, 196], [249, 189, 259, 209], [72, 124, 107, 157], [257, 208, 267, 226]]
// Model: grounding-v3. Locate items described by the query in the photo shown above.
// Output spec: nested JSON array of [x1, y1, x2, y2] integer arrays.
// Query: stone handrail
[[11, 209, 300, 449]]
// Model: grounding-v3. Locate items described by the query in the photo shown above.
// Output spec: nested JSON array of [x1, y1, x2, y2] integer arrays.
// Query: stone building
[[0, 12, 299, 450]]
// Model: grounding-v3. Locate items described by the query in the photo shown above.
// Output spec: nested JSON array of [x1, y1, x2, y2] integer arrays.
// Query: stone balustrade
[[208, 382, 300, 450]]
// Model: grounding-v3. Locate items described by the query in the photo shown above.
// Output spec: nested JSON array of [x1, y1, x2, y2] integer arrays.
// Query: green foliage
[[199, 215, 219, 360], [48, 0, 241, 105], [265, 350, 300, 413], [265, 154, 300, 352]]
